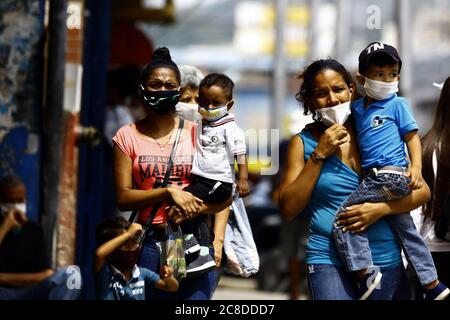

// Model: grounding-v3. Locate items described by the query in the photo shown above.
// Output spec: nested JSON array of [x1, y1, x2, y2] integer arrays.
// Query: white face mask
[[176, 102, 202, 123], [0, 202, 27, 216], [198, 105, 228, 122], [317, 100, 351, 127], [364, 78, 398, 100]]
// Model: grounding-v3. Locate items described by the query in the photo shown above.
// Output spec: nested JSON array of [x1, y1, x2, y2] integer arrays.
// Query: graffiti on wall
[[0, 0, 43, 221], [0, 0, 42, 143]]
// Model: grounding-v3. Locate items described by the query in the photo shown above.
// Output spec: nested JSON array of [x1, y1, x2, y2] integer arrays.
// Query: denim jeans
[[332, 170, 437, 286], [0, 267, 82, 300], [307, 264, 407, 300], [139, 229, 217, 300]]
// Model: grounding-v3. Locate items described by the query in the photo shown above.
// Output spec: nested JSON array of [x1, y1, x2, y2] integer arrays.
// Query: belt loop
[[373, 168, 378, 176]]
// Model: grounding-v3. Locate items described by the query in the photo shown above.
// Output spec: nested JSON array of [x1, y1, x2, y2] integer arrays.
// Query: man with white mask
[[332, 42, 450, 300], [0, 175, 82, 300]]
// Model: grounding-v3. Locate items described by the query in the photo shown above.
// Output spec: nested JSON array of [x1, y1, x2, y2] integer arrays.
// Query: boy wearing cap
[[332, 42, 450, 300]]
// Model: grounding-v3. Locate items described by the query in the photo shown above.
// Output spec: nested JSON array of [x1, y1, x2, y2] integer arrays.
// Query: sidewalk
[[212, 275, 290, 300]]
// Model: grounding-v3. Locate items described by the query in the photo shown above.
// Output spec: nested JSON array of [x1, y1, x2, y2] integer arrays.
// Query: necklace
[[149, 125, 176, 151]]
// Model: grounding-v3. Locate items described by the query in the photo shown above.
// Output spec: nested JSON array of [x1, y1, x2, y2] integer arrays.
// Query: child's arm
[[94, 223, 143, 273], [404, 131, 423, 190], [154, 266, 179, 292], [236, 154, 249, 197]]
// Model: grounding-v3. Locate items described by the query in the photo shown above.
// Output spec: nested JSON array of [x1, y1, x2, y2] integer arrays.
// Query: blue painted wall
[[0, 0, 45, 222]]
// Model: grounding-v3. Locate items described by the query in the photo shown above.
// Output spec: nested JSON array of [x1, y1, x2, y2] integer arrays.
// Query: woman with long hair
[[414, 77, 450, 298]]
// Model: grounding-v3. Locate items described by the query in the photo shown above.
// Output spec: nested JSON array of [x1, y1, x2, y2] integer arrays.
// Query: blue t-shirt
[[300, 131, 401, 268], [351, 94, 418, 169], [96, 263, 160, 300]]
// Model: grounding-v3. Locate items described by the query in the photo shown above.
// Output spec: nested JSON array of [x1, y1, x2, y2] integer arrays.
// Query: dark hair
[[140, 47, 181, 86], [199, 73, 234, 101], [295, 59, 354, 121], [96, 217, 130, 247], [0, 175, 25, 195], [422, 76, 450, 221], [360, 52, 401, 76]]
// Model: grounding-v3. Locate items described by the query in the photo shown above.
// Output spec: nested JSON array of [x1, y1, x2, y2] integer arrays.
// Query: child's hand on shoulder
[[160, 265, 174, 279], [407, 166, 424, 190], [237, 179, 249, 198]]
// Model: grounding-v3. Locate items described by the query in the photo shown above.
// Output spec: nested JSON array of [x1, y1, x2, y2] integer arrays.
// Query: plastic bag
[[160, 223, 187, 281], [223, 195, 259, 277]]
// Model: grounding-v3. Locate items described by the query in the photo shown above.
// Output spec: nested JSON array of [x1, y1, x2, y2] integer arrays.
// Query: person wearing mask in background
[[279, 59, 430, 300], [0, 175, 82, 300], [412, 77, 450, 299], [176, 65, 203, 124], [113, 47, 230, 300]]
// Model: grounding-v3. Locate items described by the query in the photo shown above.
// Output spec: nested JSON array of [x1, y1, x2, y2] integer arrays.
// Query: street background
[[0, 0, 449, 299]]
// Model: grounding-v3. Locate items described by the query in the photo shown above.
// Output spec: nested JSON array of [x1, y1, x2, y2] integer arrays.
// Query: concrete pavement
[[212, 275, 296, 300]]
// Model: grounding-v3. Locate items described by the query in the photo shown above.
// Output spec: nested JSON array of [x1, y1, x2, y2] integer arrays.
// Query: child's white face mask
[[364, 78, 398, 100], [198, 105, 228, 122], [317, 100, 351, 127]]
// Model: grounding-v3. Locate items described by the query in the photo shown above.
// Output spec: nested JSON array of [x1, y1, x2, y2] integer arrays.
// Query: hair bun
[[152, 47, 172, 62]]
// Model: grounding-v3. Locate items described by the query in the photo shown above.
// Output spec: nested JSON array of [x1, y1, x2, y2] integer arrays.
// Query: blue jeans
[[332, 170, 437, 286], [139, 228, 217, 300], [307, 264, 407, 300], [0, 267, 82, 300]]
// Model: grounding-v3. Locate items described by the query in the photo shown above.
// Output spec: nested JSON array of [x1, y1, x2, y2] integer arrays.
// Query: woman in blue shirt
[[279, 59, 431, 300]]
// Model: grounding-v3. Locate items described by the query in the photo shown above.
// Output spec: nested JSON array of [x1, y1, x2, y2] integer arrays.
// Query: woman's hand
[[315, 124, 349, 158], [336, 202, 387, 233], [167, 205, 199, 224], [168, 187, 203, 216]]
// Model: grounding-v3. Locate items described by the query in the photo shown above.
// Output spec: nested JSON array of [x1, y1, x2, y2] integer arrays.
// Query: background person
[[0, 175, 82, 300], [412, 76, 450, 299]]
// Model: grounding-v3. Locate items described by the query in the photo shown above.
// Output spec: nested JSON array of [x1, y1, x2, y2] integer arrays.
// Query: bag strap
[[128, 118, 185, 225]]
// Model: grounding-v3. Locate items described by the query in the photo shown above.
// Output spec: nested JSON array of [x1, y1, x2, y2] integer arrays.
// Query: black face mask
[[139, 85, 180, 115], [110, 249, 140, 272]]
